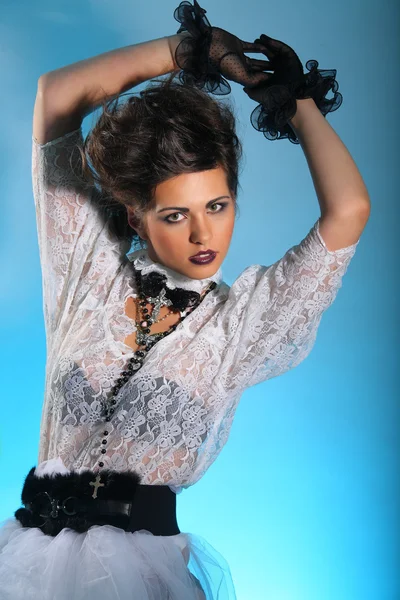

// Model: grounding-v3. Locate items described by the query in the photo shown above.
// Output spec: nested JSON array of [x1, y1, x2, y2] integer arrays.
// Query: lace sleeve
[[32, 127, 129, 351], [217, 219, 360, 391]]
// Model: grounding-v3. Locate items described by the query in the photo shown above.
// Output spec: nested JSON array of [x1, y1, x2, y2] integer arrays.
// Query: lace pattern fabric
[[32, 127, 360, 492]]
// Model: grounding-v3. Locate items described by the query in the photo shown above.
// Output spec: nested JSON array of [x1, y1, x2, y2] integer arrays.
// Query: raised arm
[[34, 33, 189, 145], [32, 34, 190, 351], [288, 98, 371, 251]]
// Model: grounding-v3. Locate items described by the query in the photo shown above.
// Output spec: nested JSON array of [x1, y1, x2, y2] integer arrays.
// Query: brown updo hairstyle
[[78, 70, 243, 252]]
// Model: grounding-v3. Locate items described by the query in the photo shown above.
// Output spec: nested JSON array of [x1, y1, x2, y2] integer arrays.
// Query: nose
[[189, 215, 213, 246]]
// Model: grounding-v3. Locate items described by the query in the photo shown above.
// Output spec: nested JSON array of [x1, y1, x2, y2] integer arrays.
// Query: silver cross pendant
[[146, 288, 173, 321]]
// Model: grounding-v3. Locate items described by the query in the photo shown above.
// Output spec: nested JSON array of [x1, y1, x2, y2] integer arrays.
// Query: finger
[[256, 34, 296, 58], [256, 34, 280, 46], [250, 38, 275, 60], [255, 35, 284, 56], [241, 40, 271, 54], [248, 58, 272, 71]]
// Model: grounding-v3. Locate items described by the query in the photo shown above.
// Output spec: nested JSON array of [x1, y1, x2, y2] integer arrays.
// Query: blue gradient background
[[1, 1, 398, 599]]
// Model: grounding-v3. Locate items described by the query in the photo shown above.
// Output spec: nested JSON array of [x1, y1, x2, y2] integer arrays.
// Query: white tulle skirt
[[0, 516, 237, 599]]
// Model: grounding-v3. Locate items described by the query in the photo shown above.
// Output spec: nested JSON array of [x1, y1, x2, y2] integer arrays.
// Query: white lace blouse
[[32, 127, 360, 494]]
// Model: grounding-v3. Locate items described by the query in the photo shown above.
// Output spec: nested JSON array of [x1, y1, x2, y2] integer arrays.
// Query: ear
[[126, 207, 148, 240]]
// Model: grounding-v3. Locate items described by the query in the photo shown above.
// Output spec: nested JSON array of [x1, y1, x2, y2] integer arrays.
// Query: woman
[[0, 1, 370, 598]]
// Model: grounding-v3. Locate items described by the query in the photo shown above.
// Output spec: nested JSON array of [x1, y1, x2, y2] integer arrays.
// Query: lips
[[190, 249, 216, 258], [189, 250, 217, 265]]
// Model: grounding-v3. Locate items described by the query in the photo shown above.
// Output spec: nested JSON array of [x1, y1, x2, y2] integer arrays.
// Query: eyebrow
[[156, 196, 231, 214]]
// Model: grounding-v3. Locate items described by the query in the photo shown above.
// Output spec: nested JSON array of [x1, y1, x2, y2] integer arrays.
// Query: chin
[[185, 262, 221, 279], [159, 254, 222, 279]]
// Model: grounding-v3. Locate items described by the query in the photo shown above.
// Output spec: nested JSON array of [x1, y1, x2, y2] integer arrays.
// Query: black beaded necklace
[[96, 267, 217, 470]]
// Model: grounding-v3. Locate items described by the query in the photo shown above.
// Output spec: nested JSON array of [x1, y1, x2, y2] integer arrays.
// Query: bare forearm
[[289, 99, 370, 216], [39, 33, 188, 116]]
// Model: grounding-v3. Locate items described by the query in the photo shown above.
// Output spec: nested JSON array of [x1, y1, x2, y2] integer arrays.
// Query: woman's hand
[[173, 0, 273, 93], [241, 33, 342, 144], [243, 33, 305, 103], [207, 27, 273, 88]]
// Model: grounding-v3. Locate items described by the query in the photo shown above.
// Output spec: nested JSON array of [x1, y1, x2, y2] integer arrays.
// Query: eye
[[164, 202, 227, 224], [165, 212, 184, 223]]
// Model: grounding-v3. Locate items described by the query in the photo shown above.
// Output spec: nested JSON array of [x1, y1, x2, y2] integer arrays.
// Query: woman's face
[[127, 166, 236, 280]]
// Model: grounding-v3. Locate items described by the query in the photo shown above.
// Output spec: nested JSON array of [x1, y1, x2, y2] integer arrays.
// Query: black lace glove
[[243, 33, 343, 144], [173, 0, 272, 95]]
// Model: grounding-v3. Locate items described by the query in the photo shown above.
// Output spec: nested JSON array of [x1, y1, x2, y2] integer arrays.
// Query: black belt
[[14, 466, 180, 538]]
